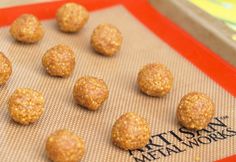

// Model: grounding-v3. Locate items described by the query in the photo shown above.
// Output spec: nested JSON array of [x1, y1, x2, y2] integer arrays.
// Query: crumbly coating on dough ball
[[91, 23, 123, 56], [8, 88, 45, 125], [137, 63, 173, 97], [42, 44, 75, 77], [56, 3, 89, 32], [73, 76, 109, 110], [0, 52, 12, 85], [10, 14, 44, 43], [112, 112, 151, 150], [176, 92, 215, 130], [46, 129, 85, 162]]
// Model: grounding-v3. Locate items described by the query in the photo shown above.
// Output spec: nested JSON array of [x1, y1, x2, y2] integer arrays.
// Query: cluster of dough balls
[[0, 52, 12, 85], [46, 129, 85, 162], [73, 76, 109, 110], [6, 1, 217, 161], [42, 44, 75, 77], [9, 2, 91, 42], [137, 63, 215, 131], [9, 3, 123, 57], [8, 88, 45, 125], [10, 14, 44, 43]]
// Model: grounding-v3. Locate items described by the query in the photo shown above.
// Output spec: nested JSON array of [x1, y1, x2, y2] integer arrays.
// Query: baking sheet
[[0, 5, 235, 162]]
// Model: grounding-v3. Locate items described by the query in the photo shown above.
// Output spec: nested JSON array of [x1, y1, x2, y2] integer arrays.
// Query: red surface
[[0, 0, 235, 161], [216, 155, 236, 162]]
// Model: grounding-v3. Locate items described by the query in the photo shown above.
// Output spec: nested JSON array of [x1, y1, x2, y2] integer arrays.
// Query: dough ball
[[46, 129, 85, 162], [112, 112, 151, 150], [10, 14, 44, 43], [91, 23, 123, 56], [42, 44, 75, 77], [8, 88, 45, 125], [176, 92, 215, 130], [137, 63, 173, 97], [73, 76, 109, 110], [56, 2, 89, 32], [0, 52, 12, 85]]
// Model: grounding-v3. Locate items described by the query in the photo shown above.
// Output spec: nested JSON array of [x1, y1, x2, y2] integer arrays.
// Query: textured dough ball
[[42, 44, 75, 77], [176, 92, 215, 130], [56, 3, 89, 32], [73, 76, 109, 110], [46, 129, 85, 162], [10, 14, 44, 43], [8, 88, 45, 125], [91, 23, 123, 56], [137, 63, 173, 97], [0, 52, 12, 85], [112, 112, 151, 150]]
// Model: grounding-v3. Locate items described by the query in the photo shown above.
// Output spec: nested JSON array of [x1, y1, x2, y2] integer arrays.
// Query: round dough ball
[[46, 129, 85, 162], [0, 52, 12, 85], [10, 14, 44, 43], [8, 88, 45, 125], [42, 44, 75, 77], [176, 92, 215, 130], [112, 112, 151, 150], [91, 23, 123, 56], [56, 3, 89, 32], [73, 76, 109, 110], [137, 63, 173, 97]]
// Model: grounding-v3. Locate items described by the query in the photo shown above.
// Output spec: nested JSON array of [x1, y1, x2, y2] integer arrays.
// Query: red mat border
[[0, 0, 235, 161]]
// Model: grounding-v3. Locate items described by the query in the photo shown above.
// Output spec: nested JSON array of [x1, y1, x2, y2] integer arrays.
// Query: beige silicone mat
[[0, 5, 235, 162]]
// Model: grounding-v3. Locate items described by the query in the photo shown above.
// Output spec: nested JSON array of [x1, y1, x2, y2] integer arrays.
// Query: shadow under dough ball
[[176, 92, 215, 130], [56, 2, 89, 32], [42, 44, 75, 77], [0, 52, 12, 85], [137, 63, 173, 97], [8, 88, 45, 125], [10, 14, 44, 43], [46, 129, 85, 162], [112, 112, 151, 150], [91, 23, 123, 56], [73, 76, 109, 110]]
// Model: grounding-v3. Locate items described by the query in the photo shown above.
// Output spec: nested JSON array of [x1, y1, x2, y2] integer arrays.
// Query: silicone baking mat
[[0, 0, 235, 162]]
